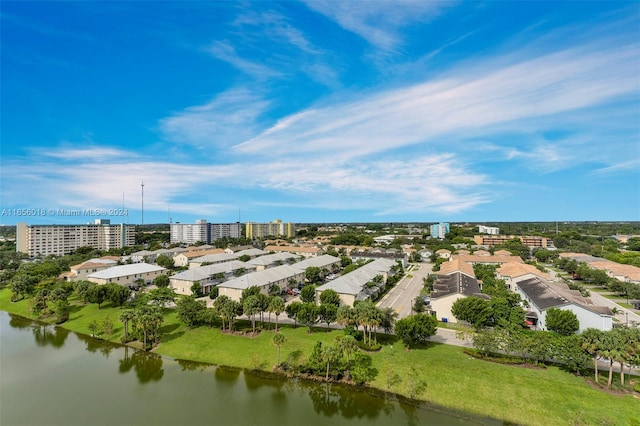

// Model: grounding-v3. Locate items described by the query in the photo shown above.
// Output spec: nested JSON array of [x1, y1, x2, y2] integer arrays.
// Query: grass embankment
[[1, 288, 638, 426]]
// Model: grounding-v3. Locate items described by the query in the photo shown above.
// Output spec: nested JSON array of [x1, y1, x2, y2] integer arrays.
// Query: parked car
[[292, 288, 301, 296]]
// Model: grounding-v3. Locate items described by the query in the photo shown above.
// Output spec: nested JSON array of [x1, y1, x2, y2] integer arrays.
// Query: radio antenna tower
[[141, 181, 145, 225]]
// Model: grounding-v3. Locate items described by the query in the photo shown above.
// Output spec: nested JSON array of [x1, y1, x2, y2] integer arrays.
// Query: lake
[[0, 311, 498, 426]]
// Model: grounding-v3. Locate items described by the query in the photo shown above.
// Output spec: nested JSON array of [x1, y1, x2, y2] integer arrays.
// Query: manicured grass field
[[1, 288, 638, 426]]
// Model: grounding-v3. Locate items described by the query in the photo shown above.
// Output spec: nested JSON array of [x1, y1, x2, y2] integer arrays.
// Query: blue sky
[[1, 1, 639, 226]]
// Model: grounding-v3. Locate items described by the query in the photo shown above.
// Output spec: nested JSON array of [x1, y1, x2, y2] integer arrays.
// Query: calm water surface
[[0, 311, 499, 426]]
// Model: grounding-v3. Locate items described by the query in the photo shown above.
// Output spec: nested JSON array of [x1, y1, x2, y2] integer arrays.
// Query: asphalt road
[[377, 262, 432, 319]]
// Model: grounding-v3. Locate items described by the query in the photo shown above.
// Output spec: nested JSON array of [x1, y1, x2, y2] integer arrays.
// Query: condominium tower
[[16, 220, 135, 257], [170, 220, 242, 245], [245, 219, 296, 239]]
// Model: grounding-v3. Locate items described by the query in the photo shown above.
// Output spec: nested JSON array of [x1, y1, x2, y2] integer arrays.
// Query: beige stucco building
[[87, 263, 166, 287]]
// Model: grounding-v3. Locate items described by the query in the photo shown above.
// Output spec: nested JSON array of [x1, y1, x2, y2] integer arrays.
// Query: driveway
[[377, 262, 432, 319]]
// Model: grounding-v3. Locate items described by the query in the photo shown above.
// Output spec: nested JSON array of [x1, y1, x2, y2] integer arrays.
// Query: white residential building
[[170, 220, 242, 245], [17, 220, 135, 257], [87, 263, 166, 287], [516, 278, 612, 332], [478, 225, 500, 235]]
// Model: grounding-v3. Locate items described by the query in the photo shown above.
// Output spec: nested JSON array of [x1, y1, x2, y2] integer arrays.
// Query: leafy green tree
[[87, 284, 108, 309], [319, 303, 338, 330], [105, 283, 132, 307], [10, 273, 38, 300], [102, 315, 114, 339], [53, 299, 70, 324], [190, 282, 203, 297], [451, 296, 491, 329], [342, 264, 360, 274], [153, 274, 170, 288], [412, 297, 424, 313], [208, 286, 219, 299], [472, 328, 501, 356], [545, 308, 579, 335], [555, 334, 591, 375], [394, 314, 438, 348], [300, 284, 316, 304], [407, 366, 427, 399], [319, 289, 341, 307], [176, 296, 206, 327], [155, 255, 174, 269], [200, 308, 218, 328], [240, 285, 261, 304], [297, 303, 319, 333], [340, 256, 352, 268], [285, 301, 302, 328], [74, 280, 91, 304], [88, 320, 100, 338], [148, 287, 176, 308], [305, 267, 321, 284], [272, 332, 286, 366]]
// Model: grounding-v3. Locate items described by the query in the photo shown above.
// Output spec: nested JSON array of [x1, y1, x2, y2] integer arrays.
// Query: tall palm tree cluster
[[581, 327, 640, 389], [336, 300, 398, 347], [119, 305, 164, 350]]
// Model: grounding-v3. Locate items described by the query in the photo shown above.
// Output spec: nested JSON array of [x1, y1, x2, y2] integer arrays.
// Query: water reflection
[[32, 322, 69, 348], [2, 311, 495, 426], [214, 365, 241, 384], [9, 313, 33, 329], [76, 333, 117, 358], [130, 351, 164, 383]]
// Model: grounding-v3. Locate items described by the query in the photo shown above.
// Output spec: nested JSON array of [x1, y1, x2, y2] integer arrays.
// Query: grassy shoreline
[[1, 288, 638, 426]]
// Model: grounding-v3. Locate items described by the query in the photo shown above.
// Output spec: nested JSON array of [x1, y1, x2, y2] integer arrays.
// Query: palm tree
[[272, 332, 287, 367], [581, 328, 604, 384], [335, 335, 358, 371], [321, 345, 336, 381], [269, 296, 285, 332], [243, 295, 261, 334], [336, 305, 354, 328], [598, 331, 619, 389], [119, 310, 135, 341], [213, 295, 231, 330]]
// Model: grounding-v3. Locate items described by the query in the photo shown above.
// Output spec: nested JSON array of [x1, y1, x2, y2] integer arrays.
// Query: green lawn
[[1, 288, 638, 426]]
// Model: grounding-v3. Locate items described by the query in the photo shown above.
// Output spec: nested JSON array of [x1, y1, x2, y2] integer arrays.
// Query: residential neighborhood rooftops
[[87, 263, 165, 279], [292, 254, 340, 270], [438, 259, 476, 278], [496, 262, 550, 281], [170, 261, 251, 282], [451, 254, 524, 265], [431, 272, 485, 299], [70, 257, 118, 270], [246, 252, 300, 267], [218, 264, 302, 291]]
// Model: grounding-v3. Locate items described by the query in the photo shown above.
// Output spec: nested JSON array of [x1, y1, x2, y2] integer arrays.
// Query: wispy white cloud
[[592, 159, 640, 176], [233, 42, 638, 169], [207, 41, 282, 79], [304, 1, 451, 51], [158, 87, 270, 148]]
